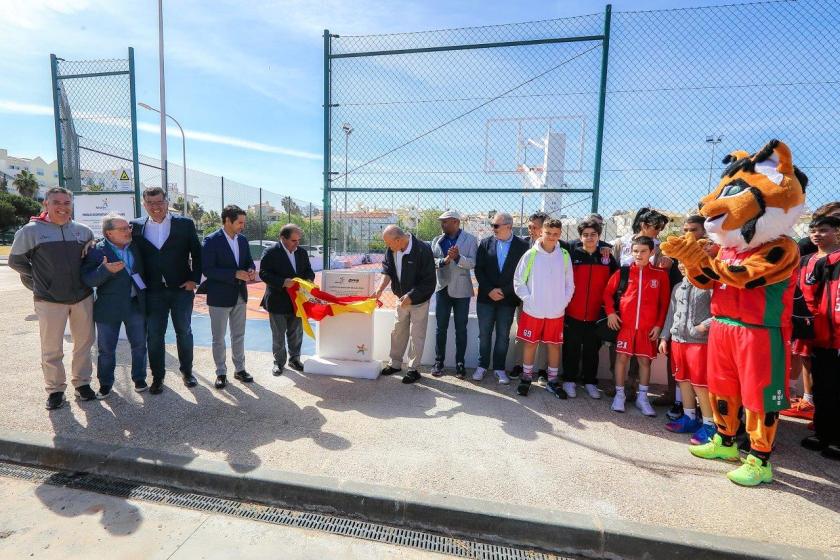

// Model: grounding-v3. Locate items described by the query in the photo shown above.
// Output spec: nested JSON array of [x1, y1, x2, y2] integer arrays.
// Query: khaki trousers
[[34, 296, 95, 393], [389, 300, 430, 370]]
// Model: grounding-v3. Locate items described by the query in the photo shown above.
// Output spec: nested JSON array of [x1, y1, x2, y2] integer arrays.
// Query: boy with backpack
[[798, 215, 840, 460], [512, 218, 575, 397], [603, 236, 671, 415]]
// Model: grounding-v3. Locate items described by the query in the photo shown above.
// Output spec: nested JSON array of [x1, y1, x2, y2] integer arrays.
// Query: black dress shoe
[[287, 358, 304, 372], [402, 370, 421, 384], [46, 392, 66, 410], [149, 378, 164, 395], [381, 366, 401, 376], [215, 375, 227, 389], [182, 373, 198, 388], [822, 445, 840, 461], [234, 370, 254, 383], [801, 436, 826, 452], [272, 364, 283, 376]]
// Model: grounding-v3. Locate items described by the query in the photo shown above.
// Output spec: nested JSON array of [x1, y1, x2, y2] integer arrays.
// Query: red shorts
[[615, 326, 658, 359], [707, 319, 790, 413], [671, 341, 708, 387], [517, 312, 564, 345], [792, 339, 811, 357]]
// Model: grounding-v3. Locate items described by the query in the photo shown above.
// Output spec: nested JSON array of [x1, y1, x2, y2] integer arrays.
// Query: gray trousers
[[209, 299, 247, 376], [389, 300, 431, 370], [269, 312, 303, 367]]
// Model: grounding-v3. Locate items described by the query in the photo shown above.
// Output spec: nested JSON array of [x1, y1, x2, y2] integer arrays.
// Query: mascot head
[[699, 139, 807, 251]]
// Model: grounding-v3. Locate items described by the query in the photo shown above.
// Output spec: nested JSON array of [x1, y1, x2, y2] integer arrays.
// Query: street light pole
[[139, 102, 187, 215], [157, 0, 168, 195], [342, 123, 352, 255], [705, 134, 723, 190]]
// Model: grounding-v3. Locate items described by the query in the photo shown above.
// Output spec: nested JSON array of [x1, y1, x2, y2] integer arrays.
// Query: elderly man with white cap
[[429, 210, 478, 379]]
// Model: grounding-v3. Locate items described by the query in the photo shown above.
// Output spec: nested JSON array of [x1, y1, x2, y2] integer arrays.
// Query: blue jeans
[[476, 302, 516, 371], [434, 289, 470, 365], [96, 299, 147, 386], [146, 288, 195, 379]]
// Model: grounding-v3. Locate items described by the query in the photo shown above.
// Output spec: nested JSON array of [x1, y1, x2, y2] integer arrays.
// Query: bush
[[0, 191, 41, 231]]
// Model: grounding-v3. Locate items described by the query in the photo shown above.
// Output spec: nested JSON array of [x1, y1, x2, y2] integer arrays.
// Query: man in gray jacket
[[430, 210, 477, 378], [9, 187, 97, 410]]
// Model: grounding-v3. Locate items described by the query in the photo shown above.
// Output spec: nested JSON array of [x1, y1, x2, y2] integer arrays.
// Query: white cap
[[437, 210, 462, 221]]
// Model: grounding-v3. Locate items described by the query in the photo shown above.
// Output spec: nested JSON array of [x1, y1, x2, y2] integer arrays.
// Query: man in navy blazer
[[130, 187, 202, 394], [259, 223, 315, 375], [201, 205, 256, 389], [82, 214, 148, 398], [473, 212, 528, 384]]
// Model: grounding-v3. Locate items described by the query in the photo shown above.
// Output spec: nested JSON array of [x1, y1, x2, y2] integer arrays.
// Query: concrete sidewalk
[[1, 267, 839, 556]]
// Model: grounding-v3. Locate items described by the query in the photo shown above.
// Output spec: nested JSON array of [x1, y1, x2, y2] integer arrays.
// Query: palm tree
[[13, 170, 39, 199]]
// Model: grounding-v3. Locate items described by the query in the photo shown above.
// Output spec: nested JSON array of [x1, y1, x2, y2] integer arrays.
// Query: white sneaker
[[495, 370, 510, 385], [472, 367, 487, 381], [611, 393, 626, 413], [584, 384, 601, 399], [562, 382, 577, 398], [635, 395, 657, 417]]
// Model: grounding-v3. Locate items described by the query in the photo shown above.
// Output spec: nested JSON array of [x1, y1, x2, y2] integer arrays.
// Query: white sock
[[638, 384, 649, 398], [547, 367, 559, 382], [616, 386, 626, 396], [523, 364, 534, 381], [675, 387, 682, 402], [803, 393, 814, 404], [703, 417, 714, 426], [684, 408, 696, 420]]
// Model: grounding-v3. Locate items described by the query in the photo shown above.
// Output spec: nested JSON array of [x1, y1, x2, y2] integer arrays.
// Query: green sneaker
[[726, 455, 773, 486], [689, 434, 740, 462]]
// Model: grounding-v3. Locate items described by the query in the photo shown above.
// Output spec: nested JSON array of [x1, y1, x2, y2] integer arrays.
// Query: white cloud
[[0, 100, 54, 116], [0, 98, 321, 160]]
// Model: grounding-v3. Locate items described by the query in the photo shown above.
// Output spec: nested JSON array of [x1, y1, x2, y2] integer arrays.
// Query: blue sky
[[0, 0, 773, 208]]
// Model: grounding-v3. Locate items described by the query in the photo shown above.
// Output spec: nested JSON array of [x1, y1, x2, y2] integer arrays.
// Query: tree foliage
[[0, 191, 42, 230], [13, 170, 39, 199]]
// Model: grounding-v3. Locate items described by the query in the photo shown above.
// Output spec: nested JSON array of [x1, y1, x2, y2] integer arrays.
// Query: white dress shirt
[[225, 230, 240, 265], [394, 235, 413, 283], [283, 244, 297, 273], [143, 212, 172, 250]]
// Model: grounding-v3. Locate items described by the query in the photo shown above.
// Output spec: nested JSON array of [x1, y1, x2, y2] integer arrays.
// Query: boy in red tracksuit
[[562, 218, 618, 399], [604, 236, 671, 416], [798, 215, 840, 460]]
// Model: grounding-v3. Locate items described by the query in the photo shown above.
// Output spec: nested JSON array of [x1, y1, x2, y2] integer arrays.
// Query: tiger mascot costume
[[661, 139, 806, 486]]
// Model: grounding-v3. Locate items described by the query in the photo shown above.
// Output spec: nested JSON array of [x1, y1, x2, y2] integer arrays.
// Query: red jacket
[[566, 242, 618, 322], [604, 263, 670, 331], [806, 249, 840, 349]]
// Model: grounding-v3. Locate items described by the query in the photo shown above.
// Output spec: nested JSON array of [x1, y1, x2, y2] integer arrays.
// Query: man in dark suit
[[259, 223, 315, 375], [202, 205, 256, 389], [473, 212, 529, 384], [82, 214, 148, 398], [372, 225, 436, 384], [130, 187, 202, 394]]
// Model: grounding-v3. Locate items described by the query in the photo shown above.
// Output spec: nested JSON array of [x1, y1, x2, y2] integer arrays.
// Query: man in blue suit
[[130, 187, 202, 394], [82, 214, 148, 398], [201, 205, 256, 389]]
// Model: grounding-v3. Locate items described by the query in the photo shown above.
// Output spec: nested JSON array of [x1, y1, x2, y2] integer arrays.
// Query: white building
[[0, 148, 59, 196]]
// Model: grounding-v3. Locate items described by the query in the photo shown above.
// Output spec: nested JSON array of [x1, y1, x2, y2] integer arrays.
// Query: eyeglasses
[[492, 223, 511, 229]]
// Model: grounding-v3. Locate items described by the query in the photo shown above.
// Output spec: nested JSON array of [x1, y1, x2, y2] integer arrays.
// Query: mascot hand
[[660, 232, 706, 268]]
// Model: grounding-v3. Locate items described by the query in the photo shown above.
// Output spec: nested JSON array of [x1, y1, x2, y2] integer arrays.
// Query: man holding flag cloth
[[260, 224, 316, 375]]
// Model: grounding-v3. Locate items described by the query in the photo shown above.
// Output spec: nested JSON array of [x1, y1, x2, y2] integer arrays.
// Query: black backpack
[[595, 266, 631, 343]]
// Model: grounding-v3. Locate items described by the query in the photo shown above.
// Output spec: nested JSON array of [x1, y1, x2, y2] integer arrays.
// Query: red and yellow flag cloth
[[285, 277, 380, 338]]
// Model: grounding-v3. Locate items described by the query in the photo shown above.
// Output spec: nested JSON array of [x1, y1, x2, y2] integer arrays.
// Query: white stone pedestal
[[302, 270, 380, 379]]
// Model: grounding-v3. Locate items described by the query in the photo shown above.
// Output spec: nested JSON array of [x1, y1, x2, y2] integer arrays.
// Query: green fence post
[[323, 29, 332, 270], [49, 54, 65, 190], [591, 3, 612, 213], [128, 47, 142, 218]]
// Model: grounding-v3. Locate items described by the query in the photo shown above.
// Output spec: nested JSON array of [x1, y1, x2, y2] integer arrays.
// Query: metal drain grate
[[0, 461, 574, 560]]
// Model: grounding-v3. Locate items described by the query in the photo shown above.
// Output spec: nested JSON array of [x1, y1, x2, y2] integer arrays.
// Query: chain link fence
[[51, 51, 322, 256], [324, 0, 840, 261]]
